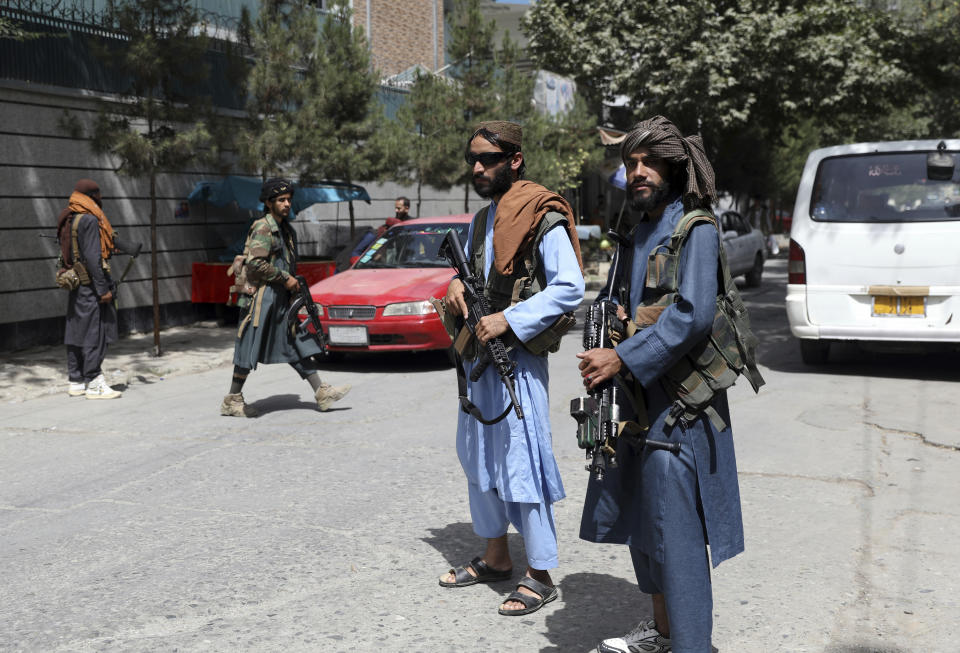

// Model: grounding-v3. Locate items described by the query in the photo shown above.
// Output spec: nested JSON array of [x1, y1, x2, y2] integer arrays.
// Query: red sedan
[[308, 215, 472, 354]]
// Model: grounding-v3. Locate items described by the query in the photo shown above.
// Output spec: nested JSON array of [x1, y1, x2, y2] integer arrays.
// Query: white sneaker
[[597, 619, 671, 653], [68, 381, 86, 397], [85, 374, 122, 400]]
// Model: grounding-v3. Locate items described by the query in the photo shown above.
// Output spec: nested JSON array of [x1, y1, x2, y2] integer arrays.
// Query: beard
[[473, 162, 514, 199], [628, 177, 672, 213]]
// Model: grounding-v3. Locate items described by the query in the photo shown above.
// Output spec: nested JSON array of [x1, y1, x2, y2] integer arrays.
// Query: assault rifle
[[571, 229, 679, 481], [284, 274, 327, 353], [437, 230, 523, 423]]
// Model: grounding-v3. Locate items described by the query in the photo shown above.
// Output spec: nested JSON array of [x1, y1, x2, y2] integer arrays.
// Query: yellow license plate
[[872, 295, 925, 317]]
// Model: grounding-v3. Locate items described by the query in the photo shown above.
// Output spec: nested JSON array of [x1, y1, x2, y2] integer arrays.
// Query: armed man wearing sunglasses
[[437, 121, 585, 617]]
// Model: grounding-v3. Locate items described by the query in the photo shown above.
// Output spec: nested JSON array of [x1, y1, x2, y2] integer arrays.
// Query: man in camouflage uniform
[[221, 178, 350, 417]]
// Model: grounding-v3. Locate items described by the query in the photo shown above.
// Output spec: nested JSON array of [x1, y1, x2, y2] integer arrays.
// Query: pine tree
[[296, 0, 386, 237], [447, 0, 499, 211], [390, 71, 463, 217], [235, 0, 318, 180], [84, 0, 213, 356]]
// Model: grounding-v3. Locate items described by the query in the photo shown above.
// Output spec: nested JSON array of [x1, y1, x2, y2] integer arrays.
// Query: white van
[[786, 139, 960, 364]]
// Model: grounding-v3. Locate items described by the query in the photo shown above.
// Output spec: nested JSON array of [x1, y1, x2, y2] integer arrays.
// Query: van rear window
[[811, 152, 960, 222]]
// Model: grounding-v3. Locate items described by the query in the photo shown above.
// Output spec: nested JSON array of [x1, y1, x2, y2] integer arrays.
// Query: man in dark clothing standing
[[59, 179, 122, 399], [221, 178, 351, 417]]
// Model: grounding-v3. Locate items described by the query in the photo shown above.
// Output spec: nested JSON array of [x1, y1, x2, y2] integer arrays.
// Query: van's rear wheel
[[744, 253, 764, 287], [799, 339, 830, 365]]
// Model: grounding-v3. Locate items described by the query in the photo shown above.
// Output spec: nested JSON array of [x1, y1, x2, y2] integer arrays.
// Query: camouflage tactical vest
[[628, 209, 764, 431]]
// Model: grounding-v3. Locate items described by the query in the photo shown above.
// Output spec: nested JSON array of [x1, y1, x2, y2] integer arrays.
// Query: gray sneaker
[[597, 619, 671, 653], [220, 392, 258, 417], [315, 382, 351, 411]]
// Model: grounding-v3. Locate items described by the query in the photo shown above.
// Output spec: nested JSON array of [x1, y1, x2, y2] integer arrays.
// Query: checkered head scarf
[[620, 115, 717, 210]]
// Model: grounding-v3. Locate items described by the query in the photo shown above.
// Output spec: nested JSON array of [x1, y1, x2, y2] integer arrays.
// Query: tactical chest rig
[[443, 205, 577, 426], [459, 205, 576, 362], [624, 209, 764, 431]]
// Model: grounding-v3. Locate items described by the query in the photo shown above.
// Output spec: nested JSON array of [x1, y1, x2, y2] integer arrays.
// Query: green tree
[[524, 94, 603, 198], [446, 0, 500, 211], [235, 0, 318, 179], [296, 0, 386, 237], [82, 0, 213, 356], [390, 71, 463, 217], [0, 16, 43, 40], [523, 0, 925, 206]]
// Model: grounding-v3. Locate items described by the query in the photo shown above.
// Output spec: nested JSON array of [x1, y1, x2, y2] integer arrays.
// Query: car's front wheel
[[744, 253, 764, 287], [799, 339, 830, 365]]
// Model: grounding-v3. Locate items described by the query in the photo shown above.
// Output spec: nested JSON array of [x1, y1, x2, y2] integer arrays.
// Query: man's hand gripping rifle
[[571, 296, 626, 480], [438, 230, 523, 421], [570, 230, 679, 481], [284, 275, 327, 353]]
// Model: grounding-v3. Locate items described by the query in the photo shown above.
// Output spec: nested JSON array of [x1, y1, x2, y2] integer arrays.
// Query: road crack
[[865, 421, 960, 452]]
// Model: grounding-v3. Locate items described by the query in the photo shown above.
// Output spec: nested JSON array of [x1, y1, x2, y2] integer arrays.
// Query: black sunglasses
[[465, 151, 511, 167]]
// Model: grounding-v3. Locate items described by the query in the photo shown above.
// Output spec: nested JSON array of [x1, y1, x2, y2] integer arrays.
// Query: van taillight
[[788, 239, 806, 284]]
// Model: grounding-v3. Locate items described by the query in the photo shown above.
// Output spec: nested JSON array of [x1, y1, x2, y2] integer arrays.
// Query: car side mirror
[[927, 141, 955, 181], [723, 230, 738, 240]]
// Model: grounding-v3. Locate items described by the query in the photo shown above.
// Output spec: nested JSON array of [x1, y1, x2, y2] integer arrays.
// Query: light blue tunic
[[456, 201, 585, 505]]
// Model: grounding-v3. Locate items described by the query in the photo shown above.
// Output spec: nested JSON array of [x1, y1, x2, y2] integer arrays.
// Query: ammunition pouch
[[55, 258, 83, 290], [635, 209, 765, 431], [54, 214, 92, 290], [227, 254, 257, 308]]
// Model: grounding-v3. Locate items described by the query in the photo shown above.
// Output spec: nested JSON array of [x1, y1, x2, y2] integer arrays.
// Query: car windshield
[[811, 151, 960, 222], [353, 222, 470, 269]]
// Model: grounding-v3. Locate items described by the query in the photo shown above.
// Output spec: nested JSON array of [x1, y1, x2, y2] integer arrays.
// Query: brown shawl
[[493, 180, 583, 275]]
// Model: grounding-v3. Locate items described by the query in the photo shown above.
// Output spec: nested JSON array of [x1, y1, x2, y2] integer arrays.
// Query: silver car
[[718, 210, 766, 286]]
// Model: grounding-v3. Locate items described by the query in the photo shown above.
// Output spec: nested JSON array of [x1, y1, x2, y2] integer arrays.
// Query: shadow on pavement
[[312, 349, 453, 374], [247, 393, 330, 415], [542, 572, 650, 652], [422, 522, 524, 581]]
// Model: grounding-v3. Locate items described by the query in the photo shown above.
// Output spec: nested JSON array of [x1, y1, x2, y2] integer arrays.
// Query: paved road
[[1, 259, 958, 652]]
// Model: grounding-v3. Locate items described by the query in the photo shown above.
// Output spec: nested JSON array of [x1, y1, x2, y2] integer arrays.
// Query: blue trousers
[[628, 442, 713, 653], [467, 482, 559, 570]]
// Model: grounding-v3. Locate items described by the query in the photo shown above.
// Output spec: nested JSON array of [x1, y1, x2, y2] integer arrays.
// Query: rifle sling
[[455, 351, 513, 426]]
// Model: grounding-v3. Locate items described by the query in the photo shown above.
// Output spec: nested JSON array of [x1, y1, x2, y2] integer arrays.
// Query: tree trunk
[[416, 175, 423, 218], [348, 199, 356, 240], [150, 166, 162, 357]]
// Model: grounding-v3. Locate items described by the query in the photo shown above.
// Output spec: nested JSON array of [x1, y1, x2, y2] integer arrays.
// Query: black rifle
[[284, 274, 327, 353], [111, 242, 142, 309], [113, 242, 142, 289], [571, 229, 679, 480], [437, 230, 523, 423]]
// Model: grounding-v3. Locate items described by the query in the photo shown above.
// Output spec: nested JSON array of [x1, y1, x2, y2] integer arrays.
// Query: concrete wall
[[0, 80, 487, 351]]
